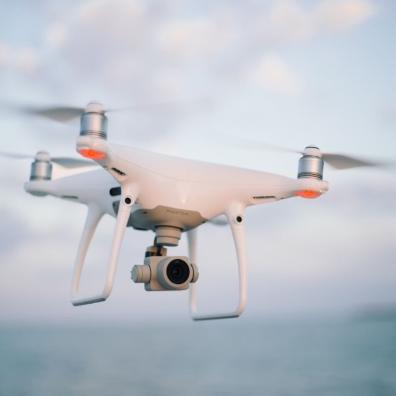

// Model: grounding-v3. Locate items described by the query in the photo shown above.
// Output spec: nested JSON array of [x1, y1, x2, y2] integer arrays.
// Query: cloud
[[266, 0, 314, 43], [244, 0, 377, 95], [8, 0, 377, 99], [0, 41, 40, 74], [157, 8, 238, 63], [0, 211, 31, 255], [0, 0, 378, 133], [315, 0, 377, 32], [263, 0, 377, 44], [45, 22, 68, 49], [0, 41, 11, 66], [158, 19, 225, 59], [248, 54, 300, 95]]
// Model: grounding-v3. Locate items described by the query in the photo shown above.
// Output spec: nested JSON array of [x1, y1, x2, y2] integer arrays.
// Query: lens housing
[[166, 259, 190, 284], [157, 257, 192, 290]]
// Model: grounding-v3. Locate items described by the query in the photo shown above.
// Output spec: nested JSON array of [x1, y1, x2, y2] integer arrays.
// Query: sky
[[0, 0, 395, 324]]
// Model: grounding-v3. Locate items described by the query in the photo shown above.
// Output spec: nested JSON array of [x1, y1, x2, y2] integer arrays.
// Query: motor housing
[[30, 151, 52, 181], [79, 102, 108, 140], [297, 145, 324, 180]]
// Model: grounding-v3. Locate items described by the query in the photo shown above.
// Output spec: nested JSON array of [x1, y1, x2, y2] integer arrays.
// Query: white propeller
[[231, 138, 395, 170], [0, 151, 96, 169], [3, 97, 212, 123]]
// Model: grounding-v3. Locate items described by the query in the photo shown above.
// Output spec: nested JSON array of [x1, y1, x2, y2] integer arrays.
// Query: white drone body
[[22, 102, 330, 321]]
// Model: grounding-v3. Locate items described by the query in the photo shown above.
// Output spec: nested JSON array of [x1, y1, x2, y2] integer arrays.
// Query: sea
[[0, 316, 395, 396]]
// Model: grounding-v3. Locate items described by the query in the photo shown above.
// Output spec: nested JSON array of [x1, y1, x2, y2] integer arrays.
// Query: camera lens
[[166, 259, 190, 285]]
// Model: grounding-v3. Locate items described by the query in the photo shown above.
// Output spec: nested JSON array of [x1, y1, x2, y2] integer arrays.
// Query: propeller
[[0, 151, 97, 169], [4, 102, 103, 123], [20, 105, 85, 122], [3, 98, 212, 124], [230, 138, 394, 170]]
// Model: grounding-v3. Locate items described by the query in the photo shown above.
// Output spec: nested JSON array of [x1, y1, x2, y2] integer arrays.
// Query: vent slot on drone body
[[109, 187, 121, 196], [111, 168, 126, 176], [61, 195, 79, 200], [252, 195, 276, 200]]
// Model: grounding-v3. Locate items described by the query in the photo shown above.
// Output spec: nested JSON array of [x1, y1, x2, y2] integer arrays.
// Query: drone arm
[[189, 203, 248, 321], [71, 186, 137, 306]]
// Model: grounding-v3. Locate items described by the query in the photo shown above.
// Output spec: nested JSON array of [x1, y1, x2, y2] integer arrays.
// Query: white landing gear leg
[[71, 187, 137, 306], [189, 204, 248, 321]]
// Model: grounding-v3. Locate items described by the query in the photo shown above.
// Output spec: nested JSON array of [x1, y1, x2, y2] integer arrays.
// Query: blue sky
[[0, 0, 395, 323]]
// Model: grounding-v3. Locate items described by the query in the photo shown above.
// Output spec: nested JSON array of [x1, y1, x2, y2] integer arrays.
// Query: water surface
[[1, 318, 395, 396]]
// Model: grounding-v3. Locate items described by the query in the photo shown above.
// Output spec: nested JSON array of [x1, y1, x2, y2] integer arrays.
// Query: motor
[[297, 145, 324, 180]]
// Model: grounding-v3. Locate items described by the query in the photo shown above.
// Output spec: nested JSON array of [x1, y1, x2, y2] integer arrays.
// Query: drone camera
[[132, 255, 199, 291]]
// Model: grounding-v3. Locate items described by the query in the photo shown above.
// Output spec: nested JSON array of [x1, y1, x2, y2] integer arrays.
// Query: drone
[[1, 101, 390, 321]]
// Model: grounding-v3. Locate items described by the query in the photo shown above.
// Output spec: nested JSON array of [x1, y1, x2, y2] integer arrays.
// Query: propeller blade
[[3, 97, 212, 124], [227, 137, 395, 171], [0, 151, 34, 160], [21, 105, 85, 122], [51, 157, 97, 168], [2, 102, 85, 123], [0, 151, 96, 169], [321, 153, 391, 170]]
